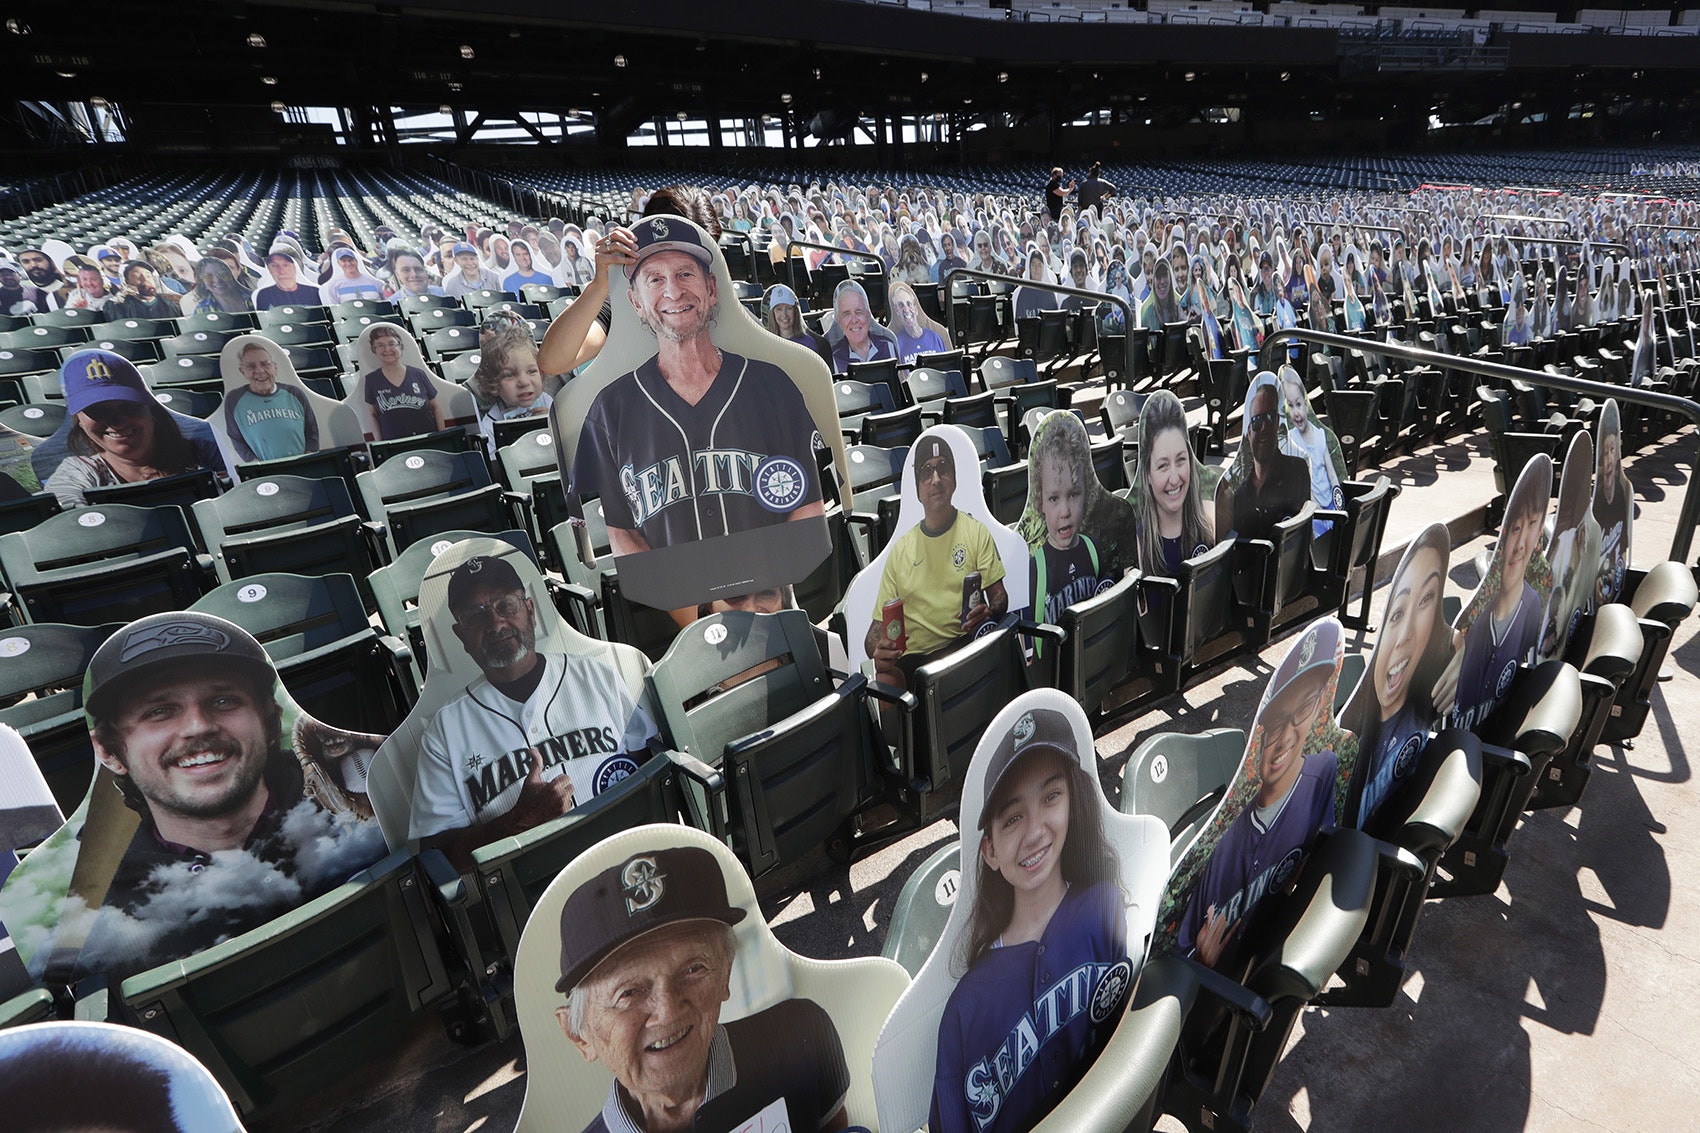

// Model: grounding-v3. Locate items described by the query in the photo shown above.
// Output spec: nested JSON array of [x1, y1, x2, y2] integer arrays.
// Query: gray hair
[[560, 920, 739, 1039]]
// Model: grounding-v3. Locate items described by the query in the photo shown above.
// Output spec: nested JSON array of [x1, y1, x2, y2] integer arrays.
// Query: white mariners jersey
[[408, 651, 659, 840]]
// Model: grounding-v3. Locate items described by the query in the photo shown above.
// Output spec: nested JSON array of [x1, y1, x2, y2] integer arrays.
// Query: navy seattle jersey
[[572, 349, 824, 549], [1451, 582, 1540, 732], [1178, 749, 1338, 961], [1356, 701, 1428, 827], [932, 881, 1132, 1133]]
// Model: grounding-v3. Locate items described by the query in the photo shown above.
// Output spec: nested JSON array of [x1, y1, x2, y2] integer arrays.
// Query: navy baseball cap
[[1263, 619, 1341, 709], [555, 845, 747, 992], [630, 215, 714, 272], [978, 706, 1079, 828], [446, 554, 525, 612], [332, 247, 357, 262], [62, 350, 154, 416], [85, 611, 277, 721], [452, 241, 479, 256]]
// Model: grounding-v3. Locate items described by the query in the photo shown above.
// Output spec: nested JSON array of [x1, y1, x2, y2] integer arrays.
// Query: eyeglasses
[[916, 460, 953, 482], [455, 594, 526, 626], [1249, 411, 1278, 431]]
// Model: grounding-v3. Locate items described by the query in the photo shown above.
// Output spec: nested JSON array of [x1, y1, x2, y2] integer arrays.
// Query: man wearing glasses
[[1215, 376, 1310, 542], [864, 435, 1009, 691], [409, 555, 658, 871]]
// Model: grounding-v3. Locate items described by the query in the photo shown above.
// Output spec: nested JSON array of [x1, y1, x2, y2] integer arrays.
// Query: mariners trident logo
[[621, 855, 666, 916]]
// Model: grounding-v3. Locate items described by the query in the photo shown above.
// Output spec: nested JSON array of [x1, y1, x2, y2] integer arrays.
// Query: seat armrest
[[1013, 618, 1067, 647], [1182, 954, 1275, 1032], [417, 846, 466, 906], [73, 975, 110, 1022], [1252, 826, 1379, 1001]]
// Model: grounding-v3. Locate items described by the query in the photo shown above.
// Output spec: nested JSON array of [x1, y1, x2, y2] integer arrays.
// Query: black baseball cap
[[978, 706, 1079, 829], [85, 612, 276, 721], [630, 215, 714, 272], [446, 554, 525, 613], [913, 434, 956, 480], [555, 845, 748, 992]]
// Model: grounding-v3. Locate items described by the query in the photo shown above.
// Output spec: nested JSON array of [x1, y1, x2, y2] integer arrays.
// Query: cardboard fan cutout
[[1274, 365, 1347, 535], [1015, 409, 1136, 628], [1154, 617, 1349, 971], [1537, 430, 1600, 663], [0, 723, 59, 1001], [843, 424, 1032, 685], [886, 279, 951, 365], [0, 416, 44, 500], [552, 214, 848, 612], [1440, 453, 1554, 732], [870, 689, 1170, 1133], [347, 321, 478, 443], [364, 537, 657, 873], [1592, 399, 1633, 607], [210, 332, 363, 468], [31, 350, 225, 508], [1340, 523, 1454, 827], [1214, 370, 1312, 543], [0, 612, 389, 988], [510, 823, 907, 1133], [0, 1020, 247, 1133], [1132, 389, 1218, 576]]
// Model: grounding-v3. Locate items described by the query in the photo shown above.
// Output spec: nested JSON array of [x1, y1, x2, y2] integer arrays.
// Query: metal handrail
[[1262, 326, 1700, 563], [939, 266, 1135, 353], [782, 238, 887, 271]]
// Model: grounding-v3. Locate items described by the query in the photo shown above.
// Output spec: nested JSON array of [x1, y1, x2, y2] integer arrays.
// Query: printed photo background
[[870, 689, 1169, 1133], [0, 419, 44, 499], [511, 823, 906, 1133], [843, 424, 1032, 676], [346, 321, 479, 443], [551, 214, 848, 612], [210, 332, 364, 470], [1446, 453, 1554, 732], [0, 617, 389, 987], [364, 537, 656, 860], [1338, 523, 1454, 828], [0, 1020, 246, 1133], [1152, 618, 1351, 969]]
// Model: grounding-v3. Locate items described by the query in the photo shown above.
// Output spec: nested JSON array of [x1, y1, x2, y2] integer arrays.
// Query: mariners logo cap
[[555, 845, 748, 992], [452, 241, 479, 257], [1263, 618, 1341, 710], [978, 706, 1079, 828], [85, 611, 277, 720], [446, 553, 526, 613], [631, 215, 714, 272], [61, 349, 155, 416]]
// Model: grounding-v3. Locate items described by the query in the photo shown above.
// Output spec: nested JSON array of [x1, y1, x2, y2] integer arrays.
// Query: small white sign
[[405, 455, 425, 469], [934, 868, 961, 906], [256, 481, 280, 496], [238, 583, 268, 603], [78, 511, 106, 527], [0, 637, 30, 657]]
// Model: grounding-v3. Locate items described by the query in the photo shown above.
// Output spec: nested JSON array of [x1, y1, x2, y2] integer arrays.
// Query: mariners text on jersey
[[464, 725, 623, 811], [964, 960, 1118, 1133]]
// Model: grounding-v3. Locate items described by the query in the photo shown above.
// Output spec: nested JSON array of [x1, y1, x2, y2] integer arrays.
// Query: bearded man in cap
[[555, 844, 850, 1133], [409, 553, 658, 872], [569, 215, 826, 557], [104, 260, 181, 322], [864, 434, 1009, 690], [1177, 619, 1341, 970]]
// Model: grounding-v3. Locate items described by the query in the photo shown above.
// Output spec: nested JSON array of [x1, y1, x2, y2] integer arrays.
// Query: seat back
[[0, 503, 208, 625], [1057, 572, 1143, 716], [368, 528, 536, 672], [356, 449, 504, 552], [194, 474, 369, 585], [860, 403, 925, 449], [907, 616, 1029, 797], [1121, 728, 1248, 865], [880, 841, 960, 977]]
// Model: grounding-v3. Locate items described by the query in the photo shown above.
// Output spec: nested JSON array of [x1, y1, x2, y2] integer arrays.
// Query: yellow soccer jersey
[[876, 511, 1007, 655]]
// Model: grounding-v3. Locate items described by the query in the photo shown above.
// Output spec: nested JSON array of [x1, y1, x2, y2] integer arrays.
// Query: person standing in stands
[[1075, 162, 1116, 216], [105, 260, 181, 322], [1044, 168, 1075, 224]]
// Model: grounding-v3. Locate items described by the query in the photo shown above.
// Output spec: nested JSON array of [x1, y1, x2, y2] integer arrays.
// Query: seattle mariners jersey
[[581, 999, 849, 1133], [1356, 702, 1429, 827], [1030, 535, 1112, 628], [1451, 583, 1540, 732], [932, 881, 1131, 1133], [1177, 749, 1338, 961], [571, 349, 824, 549], [1595, 484, 1631, 604], [408, 651, 659, 841]]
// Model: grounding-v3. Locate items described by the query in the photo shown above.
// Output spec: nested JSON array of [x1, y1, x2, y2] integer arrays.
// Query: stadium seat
[[1600, 561, 1699, 744], [879, 840, 960, 978], [1136, 539, 1240, 693], [649, 609, 889, 875], [84, 469, 223, 514], [369, 528, 538, 680], [0, 621, 121, 813], [356, 449, 517, 556], [0, 502, 214, 626], [192, 474, 386, 599], [1052, 571, 1146, 718]]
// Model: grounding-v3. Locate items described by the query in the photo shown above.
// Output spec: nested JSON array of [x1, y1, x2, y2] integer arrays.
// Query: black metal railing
[[939, 266, 1135, 350], [1263, 326, 1700, 563]]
